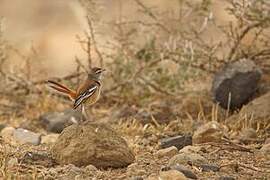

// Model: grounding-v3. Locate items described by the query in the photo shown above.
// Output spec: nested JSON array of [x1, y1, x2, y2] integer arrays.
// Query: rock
[[227, 91, 270, 130], [169, 165, 197, 179], [219, 176, 236, 180], [0, 124, 6, 132], [13, 128, 41, 145], [160, 135, 192, 150], [199, 164, 220, 172], [131, 176, 144, 180], [240, 128, 257, 139], [1, 127, 15, 144], [212, 58, 262, 110], [193, 121, 225, 144], [7, 157, 18, 168], [159, 170, 187, 180], [57, 164, 84, 180], [257, 143, 270, 160], [1, 127, 41, 146], [40, 109, 82, 133], [155, 146, 178, 158], [265, 138, 270, 144], [168, 152, 207, 167], [179, 145, 203, 154], [41, 134, 59, 144], [237, 128, 257, 144], [51, 121, 135, 168], [84, 164, 98, 172]]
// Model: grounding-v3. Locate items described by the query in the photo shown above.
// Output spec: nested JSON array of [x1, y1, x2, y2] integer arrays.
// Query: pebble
[[155, 146, 178, 158], [193, 121, 225, 144], [169, 152, 207, 167], [169, 164, 197, 179], [159, 170, 187, 180], [160, 135, 192, 150]]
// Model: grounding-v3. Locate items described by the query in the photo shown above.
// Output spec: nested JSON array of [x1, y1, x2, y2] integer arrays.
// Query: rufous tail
[[47, 80, 77, 100]]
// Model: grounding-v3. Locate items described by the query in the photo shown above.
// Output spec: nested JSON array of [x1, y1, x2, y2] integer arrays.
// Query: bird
[[47, 67, 105, 121]]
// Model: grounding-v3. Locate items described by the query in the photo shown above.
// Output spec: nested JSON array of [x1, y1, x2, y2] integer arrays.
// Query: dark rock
[[219, 176, 236, 180], [40, 109, 82, 133], [199, 164, 220, 172], [169, 165, 197, 179], [212, 59, 262, 110], [51, 121, 135, 168], [160, 135, 192, 150]]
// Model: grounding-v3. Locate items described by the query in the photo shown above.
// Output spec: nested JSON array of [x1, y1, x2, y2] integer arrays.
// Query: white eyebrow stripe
[[95, 69, 102, 74]]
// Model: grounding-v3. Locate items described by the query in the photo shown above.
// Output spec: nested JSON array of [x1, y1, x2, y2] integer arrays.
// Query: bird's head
[[89, 67, 106, 80]]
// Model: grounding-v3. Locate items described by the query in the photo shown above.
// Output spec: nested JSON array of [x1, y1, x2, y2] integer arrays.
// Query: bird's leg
[[81, 105, 89, 121]]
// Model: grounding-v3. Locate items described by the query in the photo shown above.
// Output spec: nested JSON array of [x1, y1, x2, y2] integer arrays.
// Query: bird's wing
[[73, 83, 98, 109]]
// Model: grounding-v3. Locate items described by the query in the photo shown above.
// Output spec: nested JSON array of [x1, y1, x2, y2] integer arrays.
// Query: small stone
[[265, 138, 270, 144], [257, 143, 270, 160], [1, 127, 15, 144], [179, 145, 202, 154], [0, 124, 6, 132], [200, 164, 220, 172], [238, 128, 257, 144], [219, 176, 236, 180], [160, 135, 192, 150], [193, 121, 225, 144], [168, 152, 207, 167], [40, 109, 82, 133], [41, 134, 59, 144], [84, 164, 98, 172], [212, 58, 262, 110], [52, 121, 135, 168], [1, 127, 41, 146], [240, 128, 257, 139], [169, 164, 197, 179], [13, 128, 41, 145], [155, 146, 178, 158], [57, 164, 83, 180], [131, 176, 144, 180], [159, 170, 187, 180], [7, 157, 18, 167]]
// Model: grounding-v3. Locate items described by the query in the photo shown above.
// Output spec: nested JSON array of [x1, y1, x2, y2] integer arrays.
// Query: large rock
[[51, 121, 135, 168], [226, 91, 270, 130], [40, 109, 82, 133], [212, 59, 262, 110]]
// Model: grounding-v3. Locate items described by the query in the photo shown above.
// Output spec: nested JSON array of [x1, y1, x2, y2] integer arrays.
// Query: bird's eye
[[95, 70, 102, 74]]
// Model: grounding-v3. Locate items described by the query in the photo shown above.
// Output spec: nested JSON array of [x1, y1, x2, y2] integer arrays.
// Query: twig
[[133, 0, 171, 33]]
